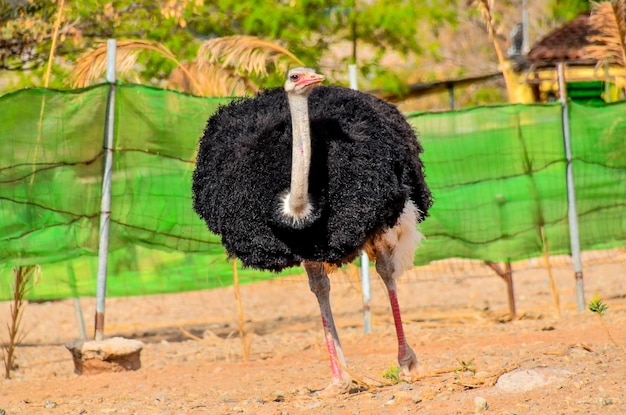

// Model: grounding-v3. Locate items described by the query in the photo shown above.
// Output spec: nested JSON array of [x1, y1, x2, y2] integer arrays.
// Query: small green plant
[[455, 358, 476, 374], [382, 364, 402, 384], [588, 294, 609, 315], [588, 294, 619, 348]]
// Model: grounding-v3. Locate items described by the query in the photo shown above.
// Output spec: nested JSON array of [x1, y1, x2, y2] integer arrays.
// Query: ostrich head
[[284, 67, 325, 95]]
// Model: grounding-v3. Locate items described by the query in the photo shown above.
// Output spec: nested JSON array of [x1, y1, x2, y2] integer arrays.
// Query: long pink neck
[[285, 92, 312, 219]]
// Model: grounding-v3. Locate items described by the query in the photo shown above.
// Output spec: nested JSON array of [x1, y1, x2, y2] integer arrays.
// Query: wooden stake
[[540, 226, 561, 318], [484, 261, 516, 316], [232, 260, 249, 362]]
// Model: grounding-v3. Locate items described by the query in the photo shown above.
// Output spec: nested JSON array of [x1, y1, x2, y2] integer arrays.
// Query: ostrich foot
[[313, 376, 354, 396], [399, 346, 419, 381]]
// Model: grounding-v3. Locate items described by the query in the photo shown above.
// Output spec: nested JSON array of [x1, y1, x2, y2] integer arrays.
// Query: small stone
[[44, 400, 57, 409], [273, 391, 286, 402], [384, 395, 396, 405], [568, 346, 591, 359], [599, 397, 613, 406], [155, 393, 168, 403], [245, 396, 265, 405], [393, 390, 422, 404], [496, 367, 572, 393], [398, 383, 413, 391], [474, 396, 488, 413], [306, 401, 322, 409], [296, 387, 312, 396]]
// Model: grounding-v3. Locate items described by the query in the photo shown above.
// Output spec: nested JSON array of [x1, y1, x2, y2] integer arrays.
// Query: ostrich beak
[[297, 72, 325, 87]]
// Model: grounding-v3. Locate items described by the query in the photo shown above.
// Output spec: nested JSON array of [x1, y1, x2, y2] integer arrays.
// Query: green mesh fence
[[1, 84, 624, 301], [411, 104, 570, 264]]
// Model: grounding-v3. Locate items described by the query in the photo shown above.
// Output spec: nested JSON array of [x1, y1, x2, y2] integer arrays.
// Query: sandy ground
[[1, 253, 625, 415]]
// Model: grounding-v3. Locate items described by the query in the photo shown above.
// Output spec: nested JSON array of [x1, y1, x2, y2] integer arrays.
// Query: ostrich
[[192, 67, 432, 392]]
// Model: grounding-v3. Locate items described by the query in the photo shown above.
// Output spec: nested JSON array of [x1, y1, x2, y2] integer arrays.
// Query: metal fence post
[[349, 64, 372, 334], [95, 39, 117, 340], [557, 63, 586, 313]]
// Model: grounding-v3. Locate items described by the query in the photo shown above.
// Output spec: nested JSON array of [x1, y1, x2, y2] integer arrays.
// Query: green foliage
[[588, 294, 621, 348], [0, 0, 604, 97], [548, 0, 590, 21], [588, 293, 609, 316], [464, 86, 508, 107], [455, 358, 476, 374], [382, 364, 402, 384], [1, 0, 460, 92]]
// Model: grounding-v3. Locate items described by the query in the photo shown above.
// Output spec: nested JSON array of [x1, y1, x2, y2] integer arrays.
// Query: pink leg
[[303, 261, 352, 392], [376, 256, 418, 379]]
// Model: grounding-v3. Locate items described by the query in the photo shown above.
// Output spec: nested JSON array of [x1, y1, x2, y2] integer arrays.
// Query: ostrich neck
[[286, 92, 312, 216]]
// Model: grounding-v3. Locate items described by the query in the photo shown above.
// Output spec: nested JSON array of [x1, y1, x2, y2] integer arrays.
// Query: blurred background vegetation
[[0, 0, 590, 110]]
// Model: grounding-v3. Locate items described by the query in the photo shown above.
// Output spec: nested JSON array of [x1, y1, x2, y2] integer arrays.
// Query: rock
[[567, 345, 592, 358], [474, 396, 488, 413], [495, 367, 572, 393], [598, 397, 613, 406], [44, 400, 57, 409], [66, 337, 144, 375]]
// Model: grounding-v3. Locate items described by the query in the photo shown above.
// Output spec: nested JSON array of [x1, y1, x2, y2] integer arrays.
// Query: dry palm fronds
[[587, 0, 626, 66], [168, 60, 258, 96], [69, 39, 200, 89], [178, 35, 305, 97], [196, 35, 305, 77]]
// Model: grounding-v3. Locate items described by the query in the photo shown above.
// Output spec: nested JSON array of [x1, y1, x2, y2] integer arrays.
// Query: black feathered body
[[192, 86, 431, 272]]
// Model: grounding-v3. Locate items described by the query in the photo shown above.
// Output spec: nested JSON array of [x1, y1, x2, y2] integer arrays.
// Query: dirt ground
[[1, 252, 625, 415]]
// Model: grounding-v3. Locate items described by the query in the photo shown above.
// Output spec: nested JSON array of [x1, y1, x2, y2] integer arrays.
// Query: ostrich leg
[[303, 261, 352, 392], [375, 253, 418, 379]]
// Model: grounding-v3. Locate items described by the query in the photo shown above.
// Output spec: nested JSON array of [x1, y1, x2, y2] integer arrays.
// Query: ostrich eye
[[289, 74, 299, 81]]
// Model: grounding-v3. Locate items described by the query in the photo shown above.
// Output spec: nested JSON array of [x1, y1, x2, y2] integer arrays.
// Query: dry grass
[[196, 35, 304, 77], [69, 39, 198, 89], [2, 266, 39, 379], [70, 36, 304, 96], [171, 35, 305, 96], [168, 60, 256, 96], [587, 0, 626, 66]]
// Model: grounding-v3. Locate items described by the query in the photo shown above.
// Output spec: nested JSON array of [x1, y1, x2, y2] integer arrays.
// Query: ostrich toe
[[399, 346, 418, 380]]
